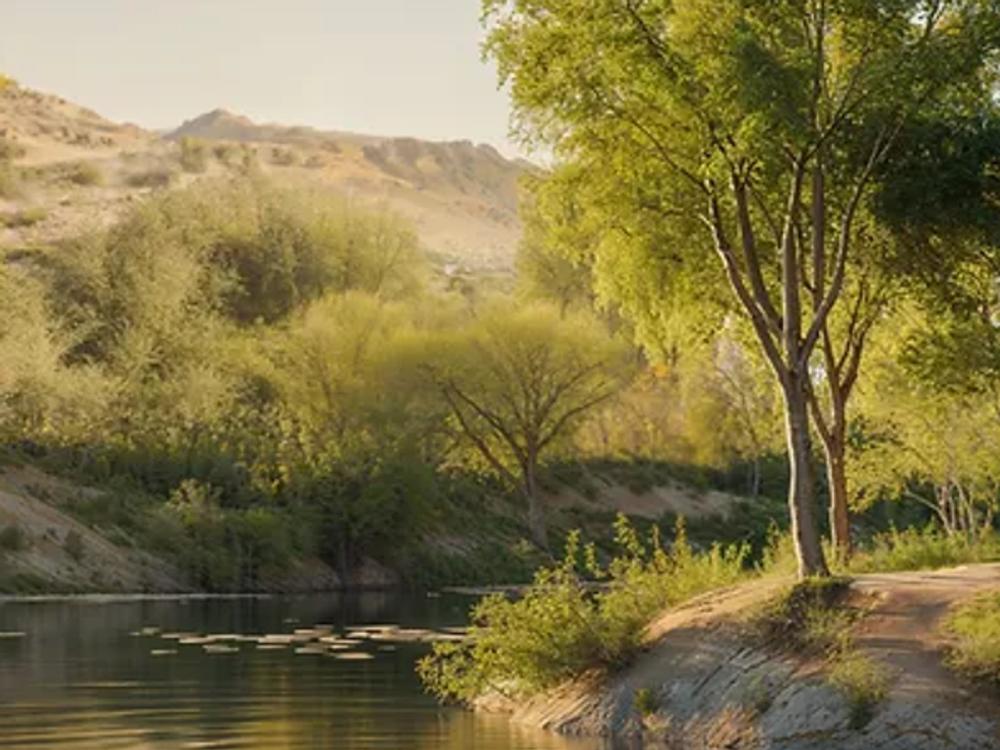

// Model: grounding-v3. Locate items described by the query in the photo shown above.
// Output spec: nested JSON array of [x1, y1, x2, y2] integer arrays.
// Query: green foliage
[[124, 167, 174, 188], [750, 577, 889, 726], [849, 527, 1000, 574], [633, 687, 658, 718], [0, 523, 27, 553], [178, 137, 209, 173], [66, 161, 104, 186], [828, 652, 891, 729], [418, 516, 748, 702], [751, 578, 854, 652], [63, 530, 84, 561], [944, 592, 1000, 684], [270, 147, 297, 167], [0, 207, 47, 228]]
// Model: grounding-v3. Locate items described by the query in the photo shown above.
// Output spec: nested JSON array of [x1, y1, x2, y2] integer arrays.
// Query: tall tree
[[484, 0, 1000, 577], [424, 302, 628, 549]]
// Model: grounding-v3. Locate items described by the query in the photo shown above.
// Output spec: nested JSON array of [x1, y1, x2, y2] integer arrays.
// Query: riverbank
[[478, 565, 1000, 749]]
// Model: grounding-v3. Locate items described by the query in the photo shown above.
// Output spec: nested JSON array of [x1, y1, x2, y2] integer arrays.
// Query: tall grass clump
[[943, 592, 1000, 684], [750, 578, 889, 728], [417, 515, 748, 703], [848, 526, 1000, 574]]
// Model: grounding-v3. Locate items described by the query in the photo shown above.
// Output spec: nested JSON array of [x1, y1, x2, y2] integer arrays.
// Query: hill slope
[[0, 81, 526, 271]]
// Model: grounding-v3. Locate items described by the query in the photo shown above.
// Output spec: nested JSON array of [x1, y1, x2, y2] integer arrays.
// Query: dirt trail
[[853, 564, 1000, 709]]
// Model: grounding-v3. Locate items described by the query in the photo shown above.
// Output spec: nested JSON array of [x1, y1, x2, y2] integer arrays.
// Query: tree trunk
[[783, 379, 829, 578], [823, 440, 851, 561], [523, 463, 548, 551]]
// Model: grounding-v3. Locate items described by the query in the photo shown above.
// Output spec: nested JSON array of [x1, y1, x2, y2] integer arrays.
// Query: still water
[[0, 593, 605, 750]]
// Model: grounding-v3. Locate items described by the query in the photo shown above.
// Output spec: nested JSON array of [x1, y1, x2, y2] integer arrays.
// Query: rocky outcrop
[[479, 568, 1000, 749]]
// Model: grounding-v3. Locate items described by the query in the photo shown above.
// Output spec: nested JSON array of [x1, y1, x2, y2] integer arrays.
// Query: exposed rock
[[478, 568, 1000, 749]]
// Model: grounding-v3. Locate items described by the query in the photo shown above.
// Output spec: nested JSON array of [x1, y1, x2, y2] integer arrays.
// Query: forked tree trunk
[[783, 378, 829, 578]]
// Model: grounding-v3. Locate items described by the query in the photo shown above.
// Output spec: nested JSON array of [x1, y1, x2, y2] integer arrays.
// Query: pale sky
[[0, 1, 522, 155]]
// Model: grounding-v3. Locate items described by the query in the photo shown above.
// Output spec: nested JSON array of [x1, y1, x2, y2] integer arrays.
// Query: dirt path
[[853, 564, 1000, 712]]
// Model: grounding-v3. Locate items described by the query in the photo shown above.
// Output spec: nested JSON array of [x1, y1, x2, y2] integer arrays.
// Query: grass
[[0, 207, 47, 228], [125, 167, 174, 188], [0, 524, 27, 553], [828, 651, 891, 729], [418, 516, 749, 702], [943, 592, 1000, 684], [749, 578, 888, 729], [848, 526, 1000, 574], [66, 161, 104, 186]]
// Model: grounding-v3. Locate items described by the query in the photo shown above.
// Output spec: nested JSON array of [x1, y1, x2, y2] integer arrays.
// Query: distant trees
[[424, 302, 630, 548], [485, 0, 1000, 577]]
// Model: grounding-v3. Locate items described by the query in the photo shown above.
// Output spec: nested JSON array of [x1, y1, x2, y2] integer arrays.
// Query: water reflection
[[0, 594, 604, 749]]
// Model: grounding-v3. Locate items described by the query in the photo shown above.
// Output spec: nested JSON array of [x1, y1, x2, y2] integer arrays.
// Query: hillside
[[0, 82, 527, 271]]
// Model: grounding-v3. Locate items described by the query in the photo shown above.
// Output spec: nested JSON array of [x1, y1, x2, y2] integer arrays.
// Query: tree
[[424, 302, 629, 548], [484, 0, 1000, 577], [853, 309, 1000, 538]]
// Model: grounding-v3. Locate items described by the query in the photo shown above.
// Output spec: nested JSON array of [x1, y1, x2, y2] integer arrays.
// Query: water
[[0, 593, 604, 750]]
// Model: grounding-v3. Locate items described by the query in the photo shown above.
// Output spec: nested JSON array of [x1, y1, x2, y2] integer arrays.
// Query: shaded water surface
[[0, 593, 603, 749]]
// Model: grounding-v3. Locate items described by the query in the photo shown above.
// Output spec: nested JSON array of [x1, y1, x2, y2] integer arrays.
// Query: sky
[[0, 1, 522, 155]]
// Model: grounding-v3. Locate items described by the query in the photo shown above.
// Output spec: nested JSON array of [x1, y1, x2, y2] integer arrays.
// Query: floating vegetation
[[203, 644, 239, 654], [150, 649, 177, 657], [332, 652, 375, 661], [0, 632, 26, 639]]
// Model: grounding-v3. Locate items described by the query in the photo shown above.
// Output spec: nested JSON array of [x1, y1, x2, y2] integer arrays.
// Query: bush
[[125, 167, 174, 188], [67, 161, 104, 186], [0, 164, 20, 199], [63, 530, 85, 561], [178, 137, 209, 173], [943, 592, 1000, 684], [270, 147, 297, 166], [0, 524, 27, 553], [0, 207, 47, 228], [750, 577, 854, 653], [0, 137, 25, 162], [828, 651, 891, 729], [848, 526, 1000, 574], [418, 516, 749, 702]]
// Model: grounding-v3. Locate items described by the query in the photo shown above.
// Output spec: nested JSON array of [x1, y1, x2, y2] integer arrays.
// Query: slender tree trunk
[[783, 378, 829, 578], [523, 461, 548, 551], [823, 439, 851, 560]]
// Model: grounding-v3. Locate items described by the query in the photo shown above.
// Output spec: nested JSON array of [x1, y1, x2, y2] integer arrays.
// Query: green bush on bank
[[417, 515, 748, 702], [943, 592, 1000, 684], [847, 526, 1000, 574]]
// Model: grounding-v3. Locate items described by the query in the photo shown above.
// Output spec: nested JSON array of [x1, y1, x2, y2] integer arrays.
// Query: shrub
[[0, 137, 25, 162], [0, 164, 20, 199], [943, 591, 1000, 684], [750, 577, 854, 653], [63, 530, 85, 561], [0, 524, 26, 553], [125, 167, 174, 188], [828, 651, 891, 729], [0, 207, 47, 228], [418, 516, 749, 703], [849, 526, 1000, 574], [178, 137, 209, 173], [67, 161, 104, 186], [270, 147, 297, 166], [212, 143, 238, 165]]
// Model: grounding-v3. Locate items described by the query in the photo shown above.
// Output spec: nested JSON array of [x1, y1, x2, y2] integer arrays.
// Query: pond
[[0, 593, 606, 749]]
